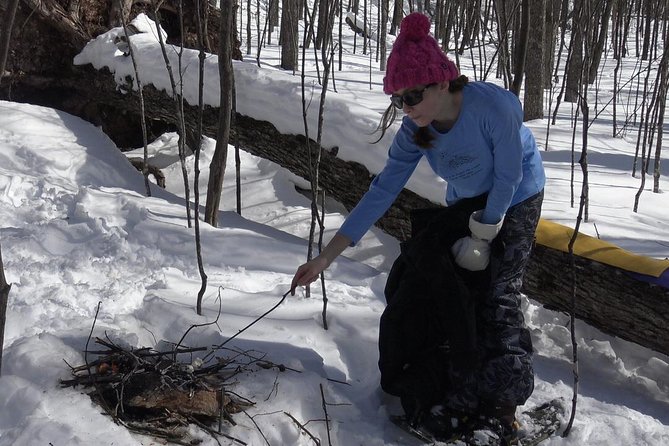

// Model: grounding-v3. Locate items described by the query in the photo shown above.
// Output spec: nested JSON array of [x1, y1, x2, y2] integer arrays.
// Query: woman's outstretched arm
[[290, 232, 353, 293]]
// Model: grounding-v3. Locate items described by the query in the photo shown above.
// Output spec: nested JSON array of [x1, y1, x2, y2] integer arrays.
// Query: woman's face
[[393, 83, 443, 127]]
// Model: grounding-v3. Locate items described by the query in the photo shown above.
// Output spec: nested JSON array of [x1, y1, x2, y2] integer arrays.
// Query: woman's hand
[[289, 233, 353, 295], [290, 256, 330, 294]]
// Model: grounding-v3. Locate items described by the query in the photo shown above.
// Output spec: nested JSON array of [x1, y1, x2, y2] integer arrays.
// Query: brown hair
[[374, 75, 469, 148]]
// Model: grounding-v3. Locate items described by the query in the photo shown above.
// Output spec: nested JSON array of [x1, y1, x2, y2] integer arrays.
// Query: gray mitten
[[451, 210, 504, 271]]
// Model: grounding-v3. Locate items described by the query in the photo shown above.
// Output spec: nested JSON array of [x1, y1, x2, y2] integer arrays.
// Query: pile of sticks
[[60, 336, 257, 445]]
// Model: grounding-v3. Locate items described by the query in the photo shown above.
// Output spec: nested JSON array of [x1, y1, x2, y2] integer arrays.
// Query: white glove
[[451, 210, 504, 271]]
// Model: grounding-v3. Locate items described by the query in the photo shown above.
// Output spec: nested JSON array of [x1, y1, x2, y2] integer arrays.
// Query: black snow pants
[[379, 191, 543, 417]]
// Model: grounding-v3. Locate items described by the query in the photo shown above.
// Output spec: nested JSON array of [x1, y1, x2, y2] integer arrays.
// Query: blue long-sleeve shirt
[[339, 82, 546, 245]]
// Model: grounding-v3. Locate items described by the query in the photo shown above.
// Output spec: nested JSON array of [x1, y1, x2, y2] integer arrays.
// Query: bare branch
[[243, 410, 271, 446], [319, 384, 332, 446], [284, 411, 321, 445]]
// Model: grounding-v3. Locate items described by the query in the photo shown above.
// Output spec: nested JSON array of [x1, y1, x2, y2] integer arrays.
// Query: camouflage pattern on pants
[[444, 191, 543, 411], [479, 190, 543, 405]]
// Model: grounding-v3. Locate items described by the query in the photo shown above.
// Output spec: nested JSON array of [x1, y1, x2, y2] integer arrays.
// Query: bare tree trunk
[[380, 0, 389, 70], [338, 0, 343, 70], [524, 0, 546, 119], [631, 55, 654, 178], [0, 0, 20, 83], [152, 6, 192, 226], [0, 243, 10, 377], [653, 14, 669, 193], [588, 0, 614, 84], [494, 0, 514, 87], [612, 0, 623, 60], [281, 0, 299, 70], [611, 0, 626, 136], [653, 66, 667, 194], [118, 0, 151, 197], [268, 0, 279, 45], [316, 0, 329, 49], [510, 0, 530, 95], [205, 0, 235, 228], [194, 0, 209, 315], [177, 2, 192, 227], [562, 94, 590, 438], [543, 0, 559, 88], [565, 0, 583, 103], [246, 0, 252, 54], [641, 0, 652, 60], [300, 0, 317, 299], [621, 0, 633, 58], [362, 0, 368, 54], [109, 0, 133, 27], [390, 0, 403, 35], [309, 0, 338, 325], [650, 3, 662, 60], [458, 0, 478, 52], [633, 77, 657, 209]]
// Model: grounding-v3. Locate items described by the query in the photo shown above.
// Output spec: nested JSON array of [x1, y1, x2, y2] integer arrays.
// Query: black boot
[[478, 405, 520, 445], [417, 405, 474, 442]]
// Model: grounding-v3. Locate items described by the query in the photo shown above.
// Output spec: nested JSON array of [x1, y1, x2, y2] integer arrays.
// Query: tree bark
[[205, 0, 234, 227], [379, 0, 389, 71], [390, 0, 402, 35], [0, 0, 20, 81], [494, 0, 513, 88], [268, 0, 279, 45], [564, 0, 583, 102], [543, 0, 559, 88], [588, 0, 614, 84], [524, 244, 668, 356], [523, 0, 546, 119], [109, 0, 134, 28], [510, 0, 530, 95], [20, 0, 89, 47], [280, 0, 299, 70]]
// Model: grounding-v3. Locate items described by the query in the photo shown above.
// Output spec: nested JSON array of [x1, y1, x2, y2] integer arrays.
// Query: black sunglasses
[[390, 83, 437, 109]]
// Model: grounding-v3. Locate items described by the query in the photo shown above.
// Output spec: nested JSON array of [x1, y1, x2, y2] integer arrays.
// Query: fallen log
[[525, 243, 668, 352]]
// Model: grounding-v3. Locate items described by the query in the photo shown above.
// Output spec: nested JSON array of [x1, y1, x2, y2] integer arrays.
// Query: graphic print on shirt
[[440, 152, 483, 182]]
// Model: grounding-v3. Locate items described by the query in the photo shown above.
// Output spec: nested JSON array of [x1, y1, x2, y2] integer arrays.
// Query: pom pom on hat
[[383, 13, 459, 95], [399, 12, 431, 41]]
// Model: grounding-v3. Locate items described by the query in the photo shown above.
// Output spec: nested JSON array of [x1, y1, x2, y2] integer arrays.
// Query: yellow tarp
[[535, 219, 669, 278]]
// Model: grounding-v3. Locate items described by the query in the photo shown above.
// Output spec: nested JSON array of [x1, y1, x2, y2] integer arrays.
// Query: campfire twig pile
[[61, 292, 303, 444], [59, 335, 284, 445]]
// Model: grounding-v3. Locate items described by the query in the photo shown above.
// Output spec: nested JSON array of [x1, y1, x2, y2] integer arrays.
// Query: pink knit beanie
[[383, 13, 459, 95]]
